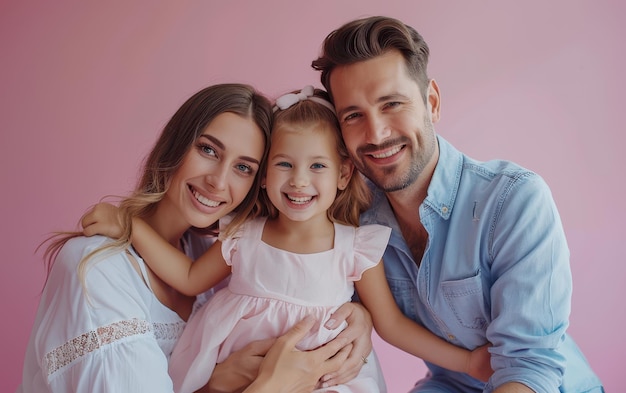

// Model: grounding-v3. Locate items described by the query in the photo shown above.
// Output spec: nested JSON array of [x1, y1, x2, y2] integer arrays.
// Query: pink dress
[[168, 217, 392, 393]]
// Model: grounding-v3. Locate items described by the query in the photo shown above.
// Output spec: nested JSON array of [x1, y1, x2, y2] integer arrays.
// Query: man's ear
[[338, 160, 354, 191], [427, 79, 441, 123]]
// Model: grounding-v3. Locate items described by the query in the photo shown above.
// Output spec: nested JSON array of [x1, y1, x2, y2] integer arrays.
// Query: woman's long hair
[[41, 84, 273, 284]]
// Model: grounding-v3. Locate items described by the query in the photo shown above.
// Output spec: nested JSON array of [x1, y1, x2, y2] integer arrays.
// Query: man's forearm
[[493, 382, 534, 393]]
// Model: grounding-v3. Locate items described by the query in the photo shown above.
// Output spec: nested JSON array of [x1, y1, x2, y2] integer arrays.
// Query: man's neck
[[385, 144, 439, 218]]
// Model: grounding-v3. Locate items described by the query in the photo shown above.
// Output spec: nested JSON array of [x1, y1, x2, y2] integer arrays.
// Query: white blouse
[[18, 234, 214, 393]]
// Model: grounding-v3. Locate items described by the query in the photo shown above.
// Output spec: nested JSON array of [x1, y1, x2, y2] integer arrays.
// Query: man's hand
[[319, 302, 373, 387]]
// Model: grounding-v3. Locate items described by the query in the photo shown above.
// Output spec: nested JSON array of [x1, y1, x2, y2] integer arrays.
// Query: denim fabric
[[361, 136, 603, 392]]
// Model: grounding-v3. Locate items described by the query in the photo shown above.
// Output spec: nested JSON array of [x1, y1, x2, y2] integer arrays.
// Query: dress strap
[[250, 216, 267, 241], [332, 223, 356, 253]]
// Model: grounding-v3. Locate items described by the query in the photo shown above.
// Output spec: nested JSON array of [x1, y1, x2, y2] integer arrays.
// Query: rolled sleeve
[[486, 173, 570, 392]]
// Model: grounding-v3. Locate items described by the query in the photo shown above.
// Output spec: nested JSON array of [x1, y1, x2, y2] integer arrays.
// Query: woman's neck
[[142, 204, 188, 248]]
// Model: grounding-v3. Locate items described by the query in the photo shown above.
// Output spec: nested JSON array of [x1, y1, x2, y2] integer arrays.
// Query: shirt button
[[448, 334, 456, 340], [442, 206, 449, 214]]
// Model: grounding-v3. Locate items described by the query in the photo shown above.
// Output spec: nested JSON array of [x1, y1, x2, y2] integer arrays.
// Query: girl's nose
[[290, 169, 309, 188]]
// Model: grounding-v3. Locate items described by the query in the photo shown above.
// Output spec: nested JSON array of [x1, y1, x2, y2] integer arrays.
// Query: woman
[[18, 83, 371, 392]]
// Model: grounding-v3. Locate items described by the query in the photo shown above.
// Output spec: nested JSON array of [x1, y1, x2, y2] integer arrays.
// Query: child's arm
[[81, 202, 230, 296], [355, 261, 493, 382], [130, 218, 230, 296]]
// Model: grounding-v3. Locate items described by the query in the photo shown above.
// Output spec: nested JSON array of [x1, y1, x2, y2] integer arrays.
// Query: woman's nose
[[206, 163, 228, 190]]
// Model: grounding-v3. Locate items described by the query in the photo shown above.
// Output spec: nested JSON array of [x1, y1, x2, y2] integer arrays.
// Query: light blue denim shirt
[[361, 136, 603, 392]]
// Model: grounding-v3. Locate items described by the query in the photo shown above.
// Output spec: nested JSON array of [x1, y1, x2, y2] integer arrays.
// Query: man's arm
[[487, 173, 570, 391], [493, 382, 534, 393]]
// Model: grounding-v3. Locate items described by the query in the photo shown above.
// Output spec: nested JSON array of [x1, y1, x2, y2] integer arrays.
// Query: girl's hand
[[466, 343, 493, 382], [81, 202, 124, 239], [319, 302, 373, 388]]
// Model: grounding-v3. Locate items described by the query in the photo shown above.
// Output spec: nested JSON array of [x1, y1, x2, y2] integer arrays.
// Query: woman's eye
[[199, 144, 217, 156], [236, 163, 252, 174]]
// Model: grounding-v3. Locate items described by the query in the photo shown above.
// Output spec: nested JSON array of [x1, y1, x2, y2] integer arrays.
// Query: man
[[312, 16, 603, 392]]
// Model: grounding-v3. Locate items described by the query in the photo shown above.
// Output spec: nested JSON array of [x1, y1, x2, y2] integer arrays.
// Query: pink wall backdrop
[[1, 1, 623, 391]]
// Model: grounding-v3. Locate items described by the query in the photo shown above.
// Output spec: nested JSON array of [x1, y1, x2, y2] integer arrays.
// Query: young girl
[[86, 86, 492, 392]]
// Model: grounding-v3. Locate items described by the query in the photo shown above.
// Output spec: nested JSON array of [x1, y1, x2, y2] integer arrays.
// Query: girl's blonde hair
[[42, 84, 273, 283], [258, 87, 370, 227]]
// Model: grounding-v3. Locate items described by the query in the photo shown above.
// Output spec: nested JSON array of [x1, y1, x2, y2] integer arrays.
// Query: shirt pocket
[[386, 277, 419, 321], [441, 271, 488, 330]]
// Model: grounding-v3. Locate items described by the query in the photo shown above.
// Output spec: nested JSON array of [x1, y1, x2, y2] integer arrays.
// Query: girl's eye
[[276, 161, 292, 168], [311, 163, 326, 170]]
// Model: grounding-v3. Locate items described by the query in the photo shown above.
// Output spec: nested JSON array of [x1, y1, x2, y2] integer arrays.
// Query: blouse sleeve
[[25, 236, 177, 393], [349, 224, 392, 281]]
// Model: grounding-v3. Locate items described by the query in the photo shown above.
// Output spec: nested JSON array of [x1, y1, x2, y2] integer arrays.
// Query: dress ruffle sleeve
[[349, 224, 392, 281], [218, 214, 245, 267]]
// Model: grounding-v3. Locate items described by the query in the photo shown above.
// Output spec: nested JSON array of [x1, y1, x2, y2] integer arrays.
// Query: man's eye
[[344, 113, 360, 122]]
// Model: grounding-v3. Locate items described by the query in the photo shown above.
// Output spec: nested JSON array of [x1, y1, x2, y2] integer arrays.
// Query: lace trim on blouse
[[43, 318, 185, 376]]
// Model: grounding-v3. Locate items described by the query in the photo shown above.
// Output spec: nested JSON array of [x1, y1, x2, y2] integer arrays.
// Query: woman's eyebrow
[[200, 134, 225, 150], [200, 134, 260, 165]]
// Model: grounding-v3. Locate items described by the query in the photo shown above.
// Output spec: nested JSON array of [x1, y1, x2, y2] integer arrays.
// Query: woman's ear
[[337, 160, 354, 191]]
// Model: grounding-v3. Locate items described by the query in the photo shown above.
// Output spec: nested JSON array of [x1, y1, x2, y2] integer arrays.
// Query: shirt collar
[[423, 135, 463, 220], [361, 135, 463, 223]]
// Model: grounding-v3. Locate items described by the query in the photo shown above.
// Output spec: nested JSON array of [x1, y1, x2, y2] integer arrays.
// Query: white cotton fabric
[[17, 234, 213, 393]]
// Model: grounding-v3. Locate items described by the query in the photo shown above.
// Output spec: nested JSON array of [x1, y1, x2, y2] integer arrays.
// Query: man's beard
[[354, 118, 436, 192]]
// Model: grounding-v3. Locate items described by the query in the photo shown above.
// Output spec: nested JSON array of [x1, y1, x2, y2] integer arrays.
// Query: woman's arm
[[243, 316, 351, 393], [82, 202, 230, 296], [24, 237, 179, 392], [355, 261, 493, 382], [198, 317, 352, 393], [197, 338, 273, 393]]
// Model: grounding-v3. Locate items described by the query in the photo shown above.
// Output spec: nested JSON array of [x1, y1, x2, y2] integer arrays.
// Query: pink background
[[1, 1, 623, 391]]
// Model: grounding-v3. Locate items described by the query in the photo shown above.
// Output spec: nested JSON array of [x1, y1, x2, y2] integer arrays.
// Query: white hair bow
[[273, 85, 335, 114]]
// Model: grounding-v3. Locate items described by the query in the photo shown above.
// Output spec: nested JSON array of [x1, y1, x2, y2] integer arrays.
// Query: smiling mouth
[[190, 186, 221, 207], [286, 194, 314, 204], [369, 145, 403, 159]]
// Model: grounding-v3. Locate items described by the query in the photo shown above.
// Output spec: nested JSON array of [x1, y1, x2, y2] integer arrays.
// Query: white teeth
[[287, 195, 313, 204], [193, 189, 220, 207], [371, 146, 402, 159]]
